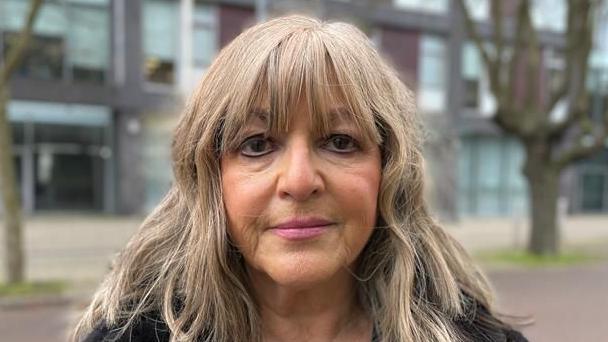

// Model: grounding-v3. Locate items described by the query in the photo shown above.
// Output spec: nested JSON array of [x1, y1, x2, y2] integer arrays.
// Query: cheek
[[221, 159, 274, 245], [334, 160, 382, 247]]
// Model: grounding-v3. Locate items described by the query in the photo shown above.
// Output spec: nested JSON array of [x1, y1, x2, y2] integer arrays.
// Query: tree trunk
[[0, 88, 24, 283], [523, 141, 560, 256]]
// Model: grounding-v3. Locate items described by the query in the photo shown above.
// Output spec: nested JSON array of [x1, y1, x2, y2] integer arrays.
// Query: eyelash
[[238, 134, 360, 158]]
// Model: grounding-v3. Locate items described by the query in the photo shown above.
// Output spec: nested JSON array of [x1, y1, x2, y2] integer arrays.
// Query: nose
[[277, 140, 324, 201]]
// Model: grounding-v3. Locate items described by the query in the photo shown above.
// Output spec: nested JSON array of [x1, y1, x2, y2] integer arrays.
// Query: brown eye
[[324, 134, 359, 153], [240, 135, 275, 157]]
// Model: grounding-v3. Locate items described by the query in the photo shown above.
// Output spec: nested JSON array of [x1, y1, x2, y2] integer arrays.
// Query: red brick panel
[[378, 26, 420, 89], [219, 5, 255, 48]]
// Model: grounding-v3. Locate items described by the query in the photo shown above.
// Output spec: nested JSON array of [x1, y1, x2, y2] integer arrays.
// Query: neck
[[248, 268, 371, 342]]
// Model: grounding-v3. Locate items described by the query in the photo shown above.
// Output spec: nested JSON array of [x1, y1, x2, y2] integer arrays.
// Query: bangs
[[219, 26, 383, 153]]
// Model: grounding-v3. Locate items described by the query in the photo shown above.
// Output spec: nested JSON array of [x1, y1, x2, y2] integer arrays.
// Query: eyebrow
[[248, 108, 269, 122], [327, 107, 351, 123]]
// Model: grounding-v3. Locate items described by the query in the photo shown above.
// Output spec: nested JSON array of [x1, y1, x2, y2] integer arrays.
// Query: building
[[2, 0, 607, 218]]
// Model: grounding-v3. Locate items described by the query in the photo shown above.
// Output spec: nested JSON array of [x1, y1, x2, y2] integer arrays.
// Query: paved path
[[1, 260, 607, 342], [489, 261, 608, 342], [0, 302, 73, 342]]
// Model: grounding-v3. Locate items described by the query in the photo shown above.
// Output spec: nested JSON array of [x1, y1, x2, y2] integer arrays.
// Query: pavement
[[490, 261, 608, 342], [0, 213, 607, 341]]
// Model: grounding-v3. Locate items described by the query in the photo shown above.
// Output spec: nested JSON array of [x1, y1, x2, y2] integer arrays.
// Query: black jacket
[[83, 311, 529, 342]]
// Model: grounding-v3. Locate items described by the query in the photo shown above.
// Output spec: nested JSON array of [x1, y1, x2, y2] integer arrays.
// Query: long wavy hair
[[73, 15, 513, 342]]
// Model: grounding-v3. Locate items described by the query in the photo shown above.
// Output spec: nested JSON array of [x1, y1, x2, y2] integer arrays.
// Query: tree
[[456, 0, 607, 255], [0, 0, 44, 284]]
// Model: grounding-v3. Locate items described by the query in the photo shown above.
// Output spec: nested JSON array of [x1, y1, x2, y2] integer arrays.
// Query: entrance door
[[33, 123, 106, 211]]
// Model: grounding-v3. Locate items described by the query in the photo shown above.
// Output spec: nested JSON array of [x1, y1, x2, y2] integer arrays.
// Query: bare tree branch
[[491, 0, 505, 67], [456, 0, 539, 137], [455, 0, 500, 92], [520, 0, 542, 114], [556, 100, 608, 168], [556, 131, 608, 168], [505, 0, 530, 113], [548, 0, 594, 137]]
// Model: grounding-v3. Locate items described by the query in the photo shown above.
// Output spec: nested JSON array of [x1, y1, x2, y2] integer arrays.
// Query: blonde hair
[[73, 15, 510, 342]]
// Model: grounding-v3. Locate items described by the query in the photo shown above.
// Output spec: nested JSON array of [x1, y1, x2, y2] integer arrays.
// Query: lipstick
[[271, 217, 334, 240]]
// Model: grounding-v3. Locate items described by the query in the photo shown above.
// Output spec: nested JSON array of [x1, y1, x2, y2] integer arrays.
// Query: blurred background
[[0, 0, 607, 341]]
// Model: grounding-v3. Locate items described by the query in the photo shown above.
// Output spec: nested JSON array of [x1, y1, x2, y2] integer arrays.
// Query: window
[[461, 42, 496, 115], [143, 0, 178, 84], [393, 0, 448, 14], [579, 167, 608, 212], [192, 4, 217, 68], [0, 0, 110, 84], [531, 0, 566, 32], [545, 50, 565, 98], [462, 42, 481, 108], [67, 1, 110, 84], [1, 1, 67, 80], [11, 122, 25, 145], [589, 4, 608, 123], [588, 67, 608, 123], [418, 35, 447, 113], [595, 4, 608, 52], [543, 49, 567, 122], [464, 0, 489, 21], [3, 31, 64, 80]]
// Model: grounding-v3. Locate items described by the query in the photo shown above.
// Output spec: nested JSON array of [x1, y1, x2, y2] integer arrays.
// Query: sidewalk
[[444, 215, 608, 252], [0, 213, 607, 282]]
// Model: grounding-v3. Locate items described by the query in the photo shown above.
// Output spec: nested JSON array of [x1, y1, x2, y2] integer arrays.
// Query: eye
[[239, 134, 275, 157], [323, 134, 359, 153]]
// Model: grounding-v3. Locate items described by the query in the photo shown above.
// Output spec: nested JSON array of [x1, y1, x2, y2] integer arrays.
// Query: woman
[[74, 15, 528, 342]]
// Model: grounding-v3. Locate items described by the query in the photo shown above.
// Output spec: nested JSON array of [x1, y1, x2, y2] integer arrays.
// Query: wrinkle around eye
[[322, 134, 360, 154], [239, 135, 276, 157]]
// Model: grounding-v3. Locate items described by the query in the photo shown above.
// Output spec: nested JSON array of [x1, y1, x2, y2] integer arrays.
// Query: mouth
[[271, 217, 335, 240]]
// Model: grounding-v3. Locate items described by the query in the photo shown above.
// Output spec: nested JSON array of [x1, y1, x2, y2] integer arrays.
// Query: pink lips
[[271, 217, 334, 240]]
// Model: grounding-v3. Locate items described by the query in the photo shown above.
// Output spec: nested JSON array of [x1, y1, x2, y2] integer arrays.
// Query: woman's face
[[220, 99, 382, 288]]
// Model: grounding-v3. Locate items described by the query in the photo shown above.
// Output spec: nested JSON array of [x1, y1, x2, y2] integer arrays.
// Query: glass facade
[[458, 136, 528, 217], [0, 0, 110, 84], [577, 149, 608, 212], [580, 172, 606, 211]]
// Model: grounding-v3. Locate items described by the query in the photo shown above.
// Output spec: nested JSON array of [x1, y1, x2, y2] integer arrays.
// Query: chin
[[259, 252, 346, 289]]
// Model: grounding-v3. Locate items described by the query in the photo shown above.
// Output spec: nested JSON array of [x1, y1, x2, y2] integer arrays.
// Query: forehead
[[245, 105, 353, 126]]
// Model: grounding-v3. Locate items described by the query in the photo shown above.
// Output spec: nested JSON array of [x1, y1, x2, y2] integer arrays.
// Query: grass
[[0, 281, 67, 298], [475, 248, 604, 268]]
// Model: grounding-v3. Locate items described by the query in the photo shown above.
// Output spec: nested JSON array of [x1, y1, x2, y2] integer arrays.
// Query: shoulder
[[81, 315, 171, 342], [504, 328, 529, 342], [456, 316, 528, 342], [453, 298, 529, 342]]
